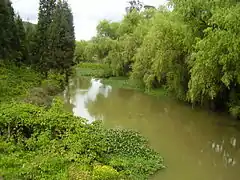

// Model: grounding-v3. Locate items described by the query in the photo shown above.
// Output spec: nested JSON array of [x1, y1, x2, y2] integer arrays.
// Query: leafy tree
[[105, 9, 156, 76], [0, 0, 10, 59], [24, 22, 37, 65], [131, 11, 191, 100], [188, 3, 240, 114], [48, 0, 75, 82], [84, 41, 98, 61], [75, 40, 88, 63], [126, 0, 143, 13], [93, 36, 114, 62], [170, 0, 213, 38], [0, 0, 20, 61], [75, 40, 99, 63], [118, 9, 142, 35], [34, 0, 56, 75], [97, 20, 120, 40], [61, 0, 75, 81], [15, 14, 27, 64]]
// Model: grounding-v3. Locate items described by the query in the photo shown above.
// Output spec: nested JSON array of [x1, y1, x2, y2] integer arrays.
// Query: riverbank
[[76, 63, 167, 98], [0, 63, 164, 179], [76, 63, 240, 120]]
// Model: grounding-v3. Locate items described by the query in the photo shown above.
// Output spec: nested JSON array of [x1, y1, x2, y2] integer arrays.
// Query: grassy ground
[[102, 77, 166, 96], [76, 62, 111, 78]]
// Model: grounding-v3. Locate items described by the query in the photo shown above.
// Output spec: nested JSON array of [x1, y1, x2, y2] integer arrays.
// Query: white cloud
[[12, 0, 166, 40]]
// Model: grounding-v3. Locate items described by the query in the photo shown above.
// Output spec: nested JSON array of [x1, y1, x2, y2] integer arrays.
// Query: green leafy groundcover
[[0, 63, 41, 102], [0, 99, 164, 180]]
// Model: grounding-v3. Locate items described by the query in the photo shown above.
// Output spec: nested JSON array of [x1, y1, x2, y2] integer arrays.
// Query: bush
[[23, 71, 65, 107], [24, 87, 53, 107], [68, 165, 91, 180], [42, 71, 65, 92], [93, 165, 120, 180]]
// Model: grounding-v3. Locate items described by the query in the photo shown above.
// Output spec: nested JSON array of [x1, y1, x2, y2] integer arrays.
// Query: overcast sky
[[12, 0, 167, 40]]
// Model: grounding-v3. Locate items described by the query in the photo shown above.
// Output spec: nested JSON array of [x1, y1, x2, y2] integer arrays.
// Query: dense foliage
[[33, 0, 75, 79], [0, 98, 164, 180], [77, 0, 240, 118], [0, 2, 164, 179], [76, 62, 112, 78], [0, 61, 66, 106], [0, 0, 75, 80], [0, 0, 25, 62], [0, 63, 41, 102]]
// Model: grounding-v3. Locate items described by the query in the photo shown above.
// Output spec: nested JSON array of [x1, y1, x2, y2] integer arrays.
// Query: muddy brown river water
[[63, 76, 240, 180]]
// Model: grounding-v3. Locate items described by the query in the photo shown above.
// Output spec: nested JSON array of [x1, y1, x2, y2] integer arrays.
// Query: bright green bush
[[41, 71, 65, 94], [93, 165, 120, 180]]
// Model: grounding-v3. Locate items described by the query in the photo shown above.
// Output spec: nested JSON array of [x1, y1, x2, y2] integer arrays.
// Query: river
[[63, 76, 240, 180]]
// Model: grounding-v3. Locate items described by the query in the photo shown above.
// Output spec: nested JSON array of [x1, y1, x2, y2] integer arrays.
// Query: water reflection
[[230, 137, 237, 148], [63, 77, 240, 180], [64, 78, 112, 123], [211, 137, 238, 167]]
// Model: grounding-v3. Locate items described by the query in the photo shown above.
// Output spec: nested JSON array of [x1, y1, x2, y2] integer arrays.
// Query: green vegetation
[[0, 60, 164, 180], [75, 63, 145, 90], [76, 62, 112, 78], [0, 0, 25, 62], [0, 98, 164, 180], [103, 77, 167, 97], [102, 77, 143, 90], [0, 0, 75, 78], [76, 63, 167, 98], [75, 0, 240, 118], [0, 63, 41, 102], [0, 1, 164, 179], [0, 62, 64, 106]]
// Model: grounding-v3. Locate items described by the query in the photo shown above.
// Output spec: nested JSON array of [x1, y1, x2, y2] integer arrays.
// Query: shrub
[[92, 165, 120, 180]]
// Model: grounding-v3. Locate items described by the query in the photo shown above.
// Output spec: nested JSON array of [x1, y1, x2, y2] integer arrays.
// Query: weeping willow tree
[[104, 9, 156, 76], [76, 0, 240, 118], [131, 11, 192, 100], [188, 3, 240, 114]]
